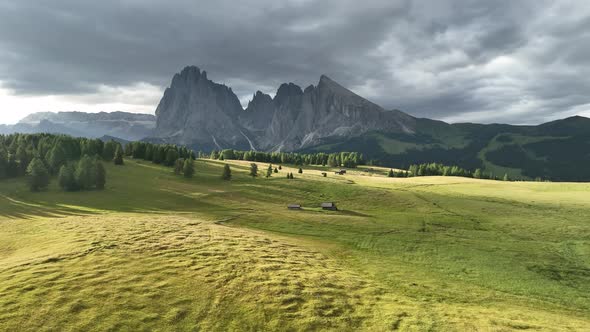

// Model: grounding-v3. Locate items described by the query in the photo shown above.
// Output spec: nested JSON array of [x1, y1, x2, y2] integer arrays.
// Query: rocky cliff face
[[153, 66, 417, 151], [155, 66, 251, 150]]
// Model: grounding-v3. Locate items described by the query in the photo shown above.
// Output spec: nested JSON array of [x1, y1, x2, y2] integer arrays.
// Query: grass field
[[0, 158, 589, 331]]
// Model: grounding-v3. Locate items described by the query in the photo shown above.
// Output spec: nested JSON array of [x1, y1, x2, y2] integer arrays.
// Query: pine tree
[[16, 145, 31, 175], [274, 167, 278, 173], [26, 157, 50, 192], [0, 148, 7, 179], [183, 159, 195, 178], [48, 145, 67, 174], [6, 154, 19, 178], [388, 169, 394, 177], [165, 149, 179, 167], [210, 150, 219, 160], [58, 164, 77, 191], [221, 164, 232, 180], [278, 165, 282, 170], [95, 161, 106, 190], [298, 167, 303, 174], [473, 168, 483, 179], [266, 164, 273, 178], [249, 163, 258, 177], [76, 155, 96, 190], [114, 146, 124, 165], [102, 141, 117, 161], [174, 158, 185, 175]]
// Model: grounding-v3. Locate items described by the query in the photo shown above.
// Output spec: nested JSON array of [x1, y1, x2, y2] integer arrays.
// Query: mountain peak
[[317, 74, 364, 100], [319, 74, 334, 83], [180, 65, 201, 76]]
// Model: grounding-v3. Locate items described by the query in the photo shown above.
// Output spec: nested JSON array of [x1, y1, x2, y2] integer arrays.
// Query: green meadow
[[0, 159, 589, 331]]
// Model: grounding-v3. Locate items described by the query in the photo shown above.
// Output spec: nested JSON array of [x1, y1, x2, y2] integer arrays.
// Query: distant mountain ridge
[[154, 66, 415, 151], [151, 66, 590, 181], [4, 66, 590, 181], [1, 111, 155, 141]]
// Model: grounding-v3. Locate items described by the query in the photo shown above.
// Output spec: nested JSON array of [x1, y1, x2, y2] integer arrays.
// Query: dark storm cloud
[[1, 0, 589, 123]]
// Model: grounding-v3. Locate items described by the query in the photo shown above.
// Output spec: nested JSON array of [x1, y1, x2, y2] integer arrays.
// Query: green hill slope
[[0, 159, 589, 330], [302, 116, 590, 181]]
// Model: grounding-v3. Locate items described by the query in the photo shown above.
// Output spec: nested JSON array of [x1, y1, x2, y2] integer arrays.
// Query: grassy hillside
[[303, 116, 590, 181], [1, 159, 589, 331]]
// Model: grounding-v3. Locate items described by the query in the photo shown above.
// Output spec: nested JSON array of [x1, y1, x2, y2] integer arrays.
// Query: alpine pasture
[[0, 159, 589, 331]]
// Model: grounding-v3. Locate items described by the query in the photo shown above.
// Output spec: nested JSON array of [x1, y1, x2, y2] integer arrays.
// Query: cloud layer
[[1, 0, 590, 124]]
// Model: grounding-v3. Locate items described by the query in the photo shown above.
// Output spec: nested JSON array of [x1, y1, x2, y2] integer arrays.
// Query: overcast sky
[[1, 0, 590, 125]]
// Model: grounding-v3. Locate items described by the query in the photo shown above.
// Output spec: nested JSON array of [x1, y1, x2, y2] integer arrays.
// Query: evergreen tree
[[222, 149, 235, 160], [6, 154, 19, 177], [388, 169, 394, 177], [266, 164, 273, 178], [249, 163, 258, 177], [174, 158, 185, 175], [58, 164, 78, 191], [183, 159, 195, 178], [165, 149, 179, 166], [26, 157, 50, 192], [114, 146, 124, 165], [473, 168, 483, 179], [102, 141, 118, 161], [145, 144, 154, 161], [298, 167, 303, 174], [16, 145, 31, 175], [95, 161, 106, 190], [153, 146, 166, 164], [124, 143, 133, 156], [221, 164, 232, 180], [48, 145, 67, 174], [76, 155, 96, 190], [503, 173, 510, 181], [210, 150, 219, 160], [0, 148, 7, 179], [278, 165, 282, 170], [274, 167, 278, 173]]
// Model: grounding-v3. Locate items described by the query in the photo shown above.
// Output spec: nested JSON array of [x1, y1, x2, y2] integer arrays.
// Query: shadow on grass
[[0, 191, 236, 221]]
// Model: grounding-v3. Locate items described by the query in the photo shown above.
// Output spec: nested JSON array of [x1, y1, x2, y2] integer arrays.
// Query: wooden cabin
[[321, 202, 338, 211], [288, 204, 302, 210]]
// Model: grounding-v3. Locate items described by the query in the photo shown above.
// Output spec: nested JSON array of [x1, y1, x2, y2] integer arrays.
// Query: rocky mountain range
[[0, 111, 155, 141], [154, 66, 416, 152], [152, 66, 590, 181], [4, 66, 590, 181]]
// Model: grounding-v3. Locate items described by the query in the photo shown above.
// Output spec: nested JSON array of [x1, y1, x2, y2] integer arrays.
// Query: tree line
[[124, 141, 195, 166], [0, 133, 124, 191], [401, 162, 513, 181], [1, 134, 522, 188], [206, 149, 365, 168]]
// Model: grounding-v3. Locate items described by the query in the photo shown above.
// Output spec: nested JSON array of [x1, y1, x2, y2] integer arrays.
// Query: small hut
[[288, 204, 302, 210], [321, 202, 338, 211]]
